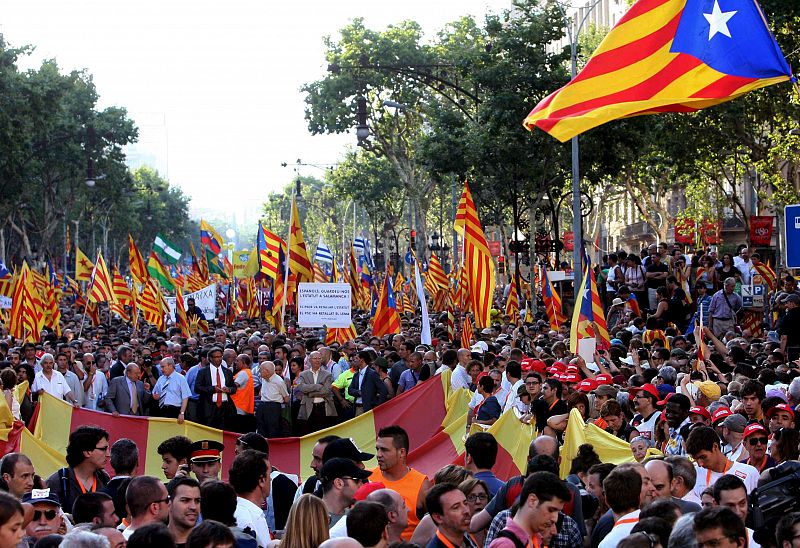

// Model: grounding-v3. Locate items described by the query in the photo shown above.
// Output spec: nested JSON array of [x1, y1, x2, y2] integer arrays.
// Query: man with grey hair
[[788, 377, 800, 406], [105, 363, 150, 416], [152, 357, 191, 421], [60, 530, 112, 548], [665, 455, 701, 506], [668, 513, 698, 548], [329, 487, 408, 542], [32, 353, 79, 405], [258, 361, 289, 438], [708, 278, 742, 338]]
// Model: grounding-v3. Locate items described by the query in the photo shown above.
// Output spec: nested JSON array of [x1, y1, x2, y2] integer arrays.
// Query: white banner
[[0, 296, 11, 310], [297, 283, 351, 328], [165, 283, 217, 323]]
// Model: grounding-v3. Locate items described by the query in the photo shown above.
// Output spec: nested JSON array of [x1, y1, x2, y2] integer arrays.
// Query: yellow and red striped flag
[[9, 263, 44, 343], [175, 286, 190, 338], [288, 196, 313, 283], [128, 235, 148, 284], [454, 181, 495, 327], [505, 282, 519, 320], [313, 264, 328, 283], [75, 247, 94, 282], [325, 323, 359, 346], [88, 253, 117, 305], [372, 278, 401, 337], [461, 314, 474, 349], [140, 278, 166, 331], [110, 267, 132, 322], [427, 254, 448, 291], [523, 0, 793, 142]]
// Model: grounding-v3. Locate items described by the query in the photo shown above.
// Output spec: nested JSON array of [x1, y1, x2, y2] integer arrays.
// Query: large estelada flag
[[524, 0, 793, 142]]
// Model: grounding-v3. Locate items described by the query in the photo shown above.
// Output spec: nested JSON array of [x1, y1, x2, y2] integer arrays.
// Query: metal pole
[[452, 176, 459, 267], [570, 13, 583, 291], [63, 218, 68, 276]]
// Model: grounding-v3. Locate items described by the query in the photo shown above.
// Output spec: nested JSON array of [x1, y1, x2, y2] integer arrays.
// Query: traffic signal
[[410, 230, 416, 248], [498, 256, 505, 274]]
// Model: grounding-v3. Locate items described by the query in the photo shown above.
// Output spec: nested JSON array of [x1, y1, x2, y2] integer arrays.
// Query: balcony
[[621, 221, 655, 239]]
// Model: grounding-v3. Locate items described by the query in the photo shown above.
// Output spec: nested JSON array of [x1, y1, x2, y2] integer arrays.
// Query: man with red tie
[[194, 347, 237, 430]]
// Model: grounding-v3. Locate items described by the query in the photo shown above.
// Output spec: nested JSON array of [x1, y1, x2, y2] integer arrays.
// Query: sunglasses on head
[[33, 509, 58, 521]]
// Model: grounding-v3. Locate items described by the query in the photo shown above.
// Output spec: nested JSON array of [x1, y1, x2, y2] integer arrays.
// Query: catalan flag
[[258, 224, 286, 280], [454, 181, 495, 328], [88, 253, 117, 305], [110, 267, 132, 322], [128, 235, 148, 284], [313, 263, 328, 283], [200, 220, 225, 255], [372, 277, 402, 337], [288, 196, 313, 283], [505, 282, 519, 320], [324, 323, 359, 346], [175, 286, 190, 337], [754, 260, 777, 291], [9, 263, 44, 343], [461, 314, 474, 349], [542, 265, 567, 329], [75, 247, 94, 282], [524, 0, 793, 142], [570, 262, 611, 354], [427, 254, 448, 291]]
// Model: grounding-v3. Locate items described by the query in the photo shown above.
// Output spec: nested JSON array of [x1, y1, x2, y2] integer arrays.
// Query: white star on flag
[[704, 0, 737, 40]]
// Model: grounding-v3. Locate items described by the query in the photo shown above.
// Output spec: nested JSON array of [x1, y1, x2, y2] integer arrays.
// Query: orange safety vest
[[370, 466, 428, 541], [230, 368, 254, 414]]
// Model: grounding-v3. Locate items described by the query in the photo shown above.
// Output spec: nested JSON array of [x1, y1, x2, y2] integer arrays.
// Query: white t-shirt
[[599, 510, 640, 548], [692, 460, 759, 497], [630, 411, 661, 441], [235, 496, 271, 547]]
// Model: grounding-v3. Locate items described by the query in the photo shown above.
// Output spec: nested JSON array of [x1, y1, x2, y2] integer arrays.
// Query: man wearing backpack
[[488, 472, 571, 548], [45, 425, 111, 514]]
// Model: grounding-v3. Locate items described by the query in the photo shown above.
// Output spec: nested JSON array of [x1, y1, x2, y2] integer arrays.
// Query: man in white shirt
[[733, 247, 754, 285], [687, 426, 759, 497], [231, 449, 272, 547], [81, 353, 108, 411], [56, 352, 84, 407], [32, 353, 78, 405], [502, 362, 524, 413], [598, 466, 645, 548], [451, 349, 472, 391], [711, 474, 761, 548], [257, 361, 289, 438]]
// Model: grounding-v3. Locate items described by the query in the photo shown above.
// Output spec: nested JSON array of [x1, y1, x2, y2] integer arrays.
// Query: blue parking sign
[[786, 205, 800, 268]]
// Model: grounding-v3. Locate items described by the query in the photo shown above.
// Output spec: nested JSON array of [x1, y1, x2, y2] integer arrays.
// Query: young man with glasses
[[45, 425, 111, 513], [693, 507, 747, 548], [319, 457, 371, 526]]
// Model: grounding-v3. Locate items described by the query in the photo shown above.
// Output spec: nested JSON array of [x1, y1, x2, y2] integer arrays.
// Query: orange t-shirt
[[370, 466, 428, 540]]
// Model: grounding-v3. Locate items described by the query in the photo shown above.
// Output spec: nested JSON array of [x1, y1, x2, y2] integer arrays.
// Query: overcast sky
[[3, 0, 509, 224]]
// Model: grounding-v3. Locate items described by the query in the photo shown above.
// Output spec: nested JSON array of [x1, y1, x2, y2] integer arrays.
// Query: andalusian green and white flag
[[153, 234, 183, 265]]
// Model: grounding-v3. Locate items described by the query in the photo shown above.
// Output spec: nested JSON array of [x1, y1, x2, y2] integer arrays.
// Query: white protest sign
[[0, 296, 11, 310], [165, 283, 217, 323], [297, 283, 351, 328]]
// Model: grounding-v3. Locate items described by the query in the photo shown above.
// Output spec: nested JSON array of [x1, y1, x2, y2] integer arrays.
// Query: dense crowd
[[0, 241, 798, 548]]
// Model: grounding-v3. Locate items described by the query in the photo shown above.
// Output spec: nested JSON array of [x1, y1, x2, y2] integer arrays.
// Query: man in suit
[[297, 351, 336, 435], [349, 351, 387, 415], [109, 345, 133, 380], [194, 347, 237, 429], [105, 364, 150, 416]]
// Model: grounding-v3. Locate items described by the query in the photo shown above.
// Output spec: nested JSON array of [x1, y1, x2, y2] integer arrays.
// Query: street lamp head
[[85, 178, 96, 188], [225, 228, 236, 240]]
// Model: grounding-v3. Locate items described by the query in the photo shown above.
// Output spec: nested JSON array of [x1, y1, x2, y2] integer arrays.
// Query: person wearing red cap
[[689, 406, 712, 426], [739, 423, 776, 473], [629, 384, 662, 442], [766, 403, 796, 433]]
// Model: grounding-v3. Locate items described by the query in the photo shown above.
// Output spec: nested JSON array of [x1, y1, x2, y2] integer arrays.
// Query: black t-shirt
[[779, 308, 800, 346], [532, 398, 569, 432], [645, 262, 668, 289]]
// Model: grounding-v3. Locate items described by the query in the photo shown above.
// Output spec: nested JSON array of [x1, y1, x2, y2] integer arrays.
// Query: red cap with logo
[[577, 379, 598, 393], [521, 358, 547, 374], [766, 403, 795, 421], [689, 406, 711, 421], [631, 383, 660, 401], [561, 372, 582, 384], [743, 423, 768, 438], [595, 374, 613, 385], [711, 407, 732, 424]]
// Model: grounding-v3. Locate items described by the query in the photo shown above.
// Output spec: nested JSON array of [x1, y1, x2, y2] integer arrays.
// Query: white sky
[[3, 0, 509, 224]]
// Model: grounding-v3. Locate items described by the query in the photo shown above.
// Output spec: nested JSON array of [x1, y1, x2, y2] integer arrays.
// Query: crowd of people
[[0, 240, 798, 547]]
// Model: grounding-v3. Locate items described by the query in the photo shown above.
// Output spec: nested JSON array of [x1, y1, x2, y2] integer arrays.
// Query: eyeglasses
[[698, 536, 736, 548], [33, 509, 58, 521], [748, 437, 768, 446], [467, 493, 489, 502], [632, 532, 659, 548], [94, 445, 110, 452], [340, 477, 364, 484], [525, 381, 540, 386], [151, 496, 171, 505]]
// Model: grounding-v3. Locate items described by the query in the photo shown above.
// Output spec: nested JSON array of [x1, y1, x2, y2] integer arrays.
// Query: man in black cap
[[22, 489, 64, 546], [322, 437, 375, 469], [320, 458, 372, 526], [188, 439, 224, 484]]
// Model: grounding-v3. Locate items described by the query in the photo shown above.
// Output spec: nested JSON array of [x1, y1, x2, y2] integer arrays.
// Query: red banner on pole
[[749, 216, 774, 246], [562, 231, 574, 251], [674, 218, 696, 244], [700, 220, 722, 245], [488, 240, 502, 257]]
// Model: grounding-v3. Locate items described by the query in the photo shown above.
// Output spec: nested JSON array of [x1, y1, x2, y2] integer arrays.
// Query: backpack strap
[[58, 467, 70, 507], [496, 529, 526, 548]]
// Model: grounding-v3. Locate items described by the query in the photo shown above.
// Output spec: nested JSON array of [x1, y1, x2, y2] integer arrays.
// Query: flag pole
[[280, 191, 294, 331]]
